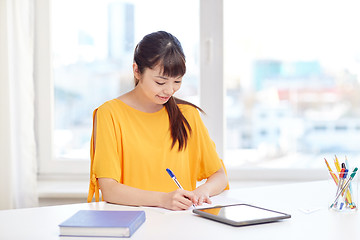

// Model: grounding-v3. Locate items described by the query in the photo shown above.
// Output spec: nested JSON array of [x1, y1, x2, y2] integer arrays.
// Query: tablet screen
[[193, 204, 291, 226]]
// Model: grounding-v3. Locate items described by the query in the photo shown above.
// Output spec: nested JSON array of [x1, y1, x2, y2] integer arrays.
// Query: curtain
[[0, 0, 38, 209]]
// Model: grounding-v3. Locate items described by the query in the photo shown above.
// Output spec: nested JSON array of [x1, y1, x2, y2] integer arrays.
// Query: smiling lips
[[158, 95, 170, 102]]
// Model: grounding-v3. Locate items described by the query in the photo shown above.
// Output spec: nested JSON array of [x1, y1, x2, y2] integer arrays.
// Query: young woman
[[88, 31, 229, 210]]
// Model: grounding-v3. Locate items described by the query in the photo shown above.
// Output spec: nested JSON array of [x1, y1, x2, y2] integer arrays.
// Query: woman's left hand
[[192, 188, 212, 206]]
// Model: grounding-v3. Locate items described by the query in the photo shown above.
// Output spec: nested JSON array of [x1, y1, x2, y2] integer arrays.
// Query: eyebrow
[[155, 76, 168, 80], [155, 75, 183, 80]]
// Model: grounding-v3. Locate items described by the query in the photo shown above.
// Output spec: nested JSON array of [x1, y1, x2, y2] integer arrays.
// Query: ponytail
[[164, 96, 204, 151]]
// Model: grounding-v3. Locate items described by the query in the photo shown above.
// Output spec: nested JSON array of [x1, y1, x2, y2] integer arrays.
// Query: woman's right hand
[[161, 189, 197, 211]]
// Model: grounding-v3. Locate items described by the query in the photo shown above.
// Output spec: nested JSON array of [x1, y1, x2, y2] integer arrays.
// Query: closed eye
[[156, 82, 165, 85]]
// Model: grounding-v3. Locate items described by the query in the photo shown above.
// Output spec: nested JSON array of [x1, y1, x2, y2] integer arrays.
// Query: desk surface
[[1, 181, 359, 240]]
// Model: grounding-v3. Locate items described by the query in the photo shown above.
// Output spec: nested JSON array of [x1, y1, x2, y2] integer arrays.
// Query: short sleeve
[[191, 109, 229, 189], [182, 106, 228, 185], [92, 106, 122, 182], [195, 114, 221, 178]]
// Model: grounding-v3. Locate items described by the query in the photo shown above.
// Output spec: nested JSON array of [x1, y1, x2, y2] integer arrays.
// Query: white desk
[[1, 181, 359, 240]]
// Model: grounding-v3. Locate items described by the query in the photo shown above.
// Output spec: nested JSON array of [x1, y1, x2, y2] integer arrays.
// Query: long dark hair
[[133, 31, 204, 151]]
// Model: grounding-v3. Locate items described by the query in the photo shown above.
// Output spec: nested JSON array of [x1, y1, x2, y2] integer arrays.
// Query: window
[[224, 0, 360, 171], [36, 0, 200, 174], [36, 0, 359, 180]]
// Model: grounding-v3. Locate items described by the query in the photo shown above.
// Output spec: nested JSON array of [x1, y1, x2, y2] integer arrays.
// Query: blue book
[[59, 210, 146, 238]]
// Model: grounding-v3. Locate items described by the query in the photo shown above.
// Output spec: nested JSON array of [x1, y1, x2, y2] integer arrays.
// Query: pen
[[340, 163, 353, 207], [345, 157, 353, 195], [166, 168, 196, 208], [325, 158, 339, 185], [334, 155, 341, 173], [335, 168, 345, 196], [333, 165, 344, 208]]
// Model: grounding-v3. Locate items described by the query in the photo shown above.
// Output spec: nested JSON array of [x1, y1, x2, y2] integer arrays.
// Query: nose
[[163, 83, 176, 96]]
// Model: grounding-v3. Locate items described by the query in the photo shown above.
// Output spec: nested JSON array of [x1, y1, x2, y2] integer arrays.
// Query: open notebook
[[143, 194, 243, 214]]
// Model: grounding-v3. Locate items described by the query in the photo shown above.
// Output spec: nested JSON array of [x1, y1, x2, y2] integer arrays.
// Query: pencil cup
[[328, 170, 358, 212]]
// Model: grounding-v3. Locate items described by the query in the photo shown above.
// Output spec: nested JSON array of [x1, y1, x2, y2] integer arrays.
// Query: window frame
[[199, 0, 224, 159], [35, 0, 90, 175]]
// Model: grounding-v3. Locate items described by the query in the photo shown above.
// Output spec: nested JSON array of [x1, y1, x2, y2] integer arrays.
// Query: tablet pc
[[193, 204, 291, 226]]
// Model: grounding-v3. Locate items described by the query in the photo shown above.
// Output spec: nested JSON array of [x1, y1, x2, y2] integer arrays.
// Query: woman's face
[[135, 64, 183, 105]]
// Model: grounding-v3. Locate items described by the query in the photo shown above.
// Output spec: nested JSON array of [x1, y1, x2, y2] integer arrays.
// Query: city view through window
[[224, 0, 360, 169]]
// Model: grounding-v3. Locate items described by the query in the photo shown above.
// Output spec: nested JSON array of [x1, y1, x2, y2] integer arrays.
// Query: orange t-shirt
[[88, 99, 228, 202]]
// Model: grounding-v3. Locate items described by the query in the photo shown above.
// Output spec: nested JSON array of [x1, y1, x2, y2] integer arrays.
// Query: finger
[[193, 196, 200, 206], [176, 190, 198, 208], [197, 196, 204, 206], [171, 191, 193, 208], [179, 194, 194, 207], [182, 190, 197, 202], [168, 197, 190, 211], [203, 196, 212, 204], [173, 199, 192, 210]]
